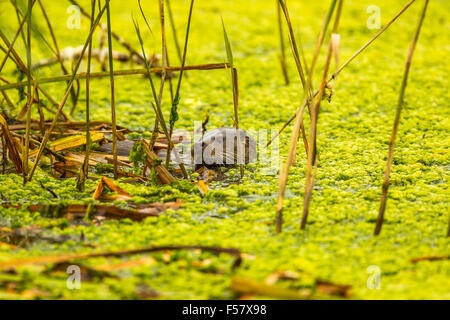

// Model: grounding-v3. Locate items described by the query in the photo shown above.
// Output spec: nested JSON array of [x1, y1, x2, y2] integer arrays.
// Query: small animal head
[[192, 127, 257, 169]]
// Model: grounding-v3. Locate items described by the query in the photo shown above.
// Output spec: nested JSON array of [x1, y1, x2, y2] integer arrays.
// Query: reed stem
[[276, 0, 338, 234], [277, 0, 289, 85], [28, 0, 110, 181], [23, 0, 33, 184], [375, 0, 429, 236], [166, 0, 194, 167], [0, 0, 36, 73], [133, 18, 188, 179], [301, 0, 344, 230], [69, 0, 145, 63], [0, 29, 70, 120], [0, 63, 229, 91], [77, 0, 96, 191], [105, 1, 118, 179], [38, 0, 78, 108], [268, 0, 417, 147], [166, 0, 183, 64], [278, 0, 307, 89]]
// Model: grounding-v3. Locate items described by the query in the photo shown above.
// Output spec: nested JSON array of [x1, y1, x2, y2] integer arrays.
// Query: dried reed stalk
[[77, 0, 96, 192], [28, 0, 111, 181], [105, 1, 118, 179], [23, 0, 33, 183], [277, 0, 289, 85], [374, 0, 429, 235], [267, 0, 417, 147], [276, 0, 338, 233], [166, 0, 194, 167], [301, 0, 344, 230], [0, 63, 230, 91]]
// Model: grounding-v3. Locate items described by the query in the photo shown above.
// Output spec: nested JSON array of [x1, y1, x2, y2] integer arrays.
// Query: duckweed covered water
[[0, 0, 448, 299]]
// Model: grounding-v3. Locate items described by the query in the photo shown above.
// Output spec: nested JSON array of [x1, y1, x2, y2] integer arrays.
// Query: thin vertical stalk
[[69, 0, 145, 63], [149, 0, 167, 159], [278, 0, 324, 160], [158, 0, 167, 103], [375, 0, 429, 236], [222, 20, 243, 177], [105, 1, 117, 179], [1, 134, 6, 174], [28, 0, 110, 181], [301, 0, 344, 230], [276, 0, 338, 234], [278, 0, 307, 89], [447, 214, 450, 237], [277, 0, 289, 85], [23, 0, 32, 184], [35, 84, 44, 136], [0, 0, 36, 73], [0, 29, 70, 121], [38, 0, 78, 108], [166, 0, 183, 64], [12, 0, 27, 49], [77, 0, 96, 191], [268, 0, 417, 147], [133, 19, 188, 179], [156, 0, 168, 133], [10, 0, 58, 58], [150, 0, 168, 153], [166, 0, 194, 167]]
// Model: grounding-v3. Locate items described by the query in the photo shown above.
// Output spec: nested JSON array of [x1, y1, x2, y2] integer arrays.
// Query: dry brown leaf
[[231, 276, 311, 300], [0, 241, 18, 249], [94, 257, 157, 271], [93, 176, 131, 200], [163, 251, 171, 263], [265, 270, 300, 285], [315, 280, 352, 298], [49, 132, 104, 152], [191, 258, 212, 268], [196, 180, 209, 196], [21, 288, 50, 299], [240, 253, 256, 260]]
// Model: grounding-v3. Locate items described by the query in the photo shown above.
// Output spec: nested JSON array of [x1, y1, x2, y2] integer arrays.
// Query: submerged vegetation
[[0, 0, 448, 299]]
